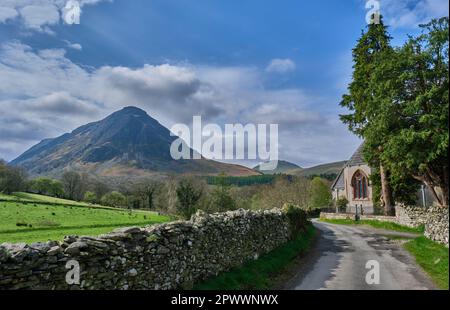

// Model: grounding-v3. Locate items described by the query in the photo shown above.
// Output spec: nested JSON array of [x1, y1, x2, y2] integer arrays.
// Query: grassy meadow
[[0, 193, 171, 244]]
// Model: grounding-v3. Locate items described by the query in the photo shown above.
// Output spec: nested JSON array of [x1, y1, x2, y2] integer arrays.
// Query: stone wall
[[395, 205, 428, 228], [0, 208, 306, 290], [423, 207, 449, 246], [395, 205, 449, 246]]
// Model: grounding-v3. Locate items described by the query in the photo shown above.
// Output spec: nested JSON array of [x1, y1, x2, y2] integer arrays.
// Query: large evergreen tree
[[341, 17, 449, 209], [369, 18, 449, 207], [340, 17, 395, 214]]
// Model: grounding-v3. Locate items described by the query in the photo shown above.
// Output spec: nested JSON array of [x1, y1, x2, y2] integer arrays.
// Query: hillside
[[254, 160, 302, 174], [11, 107, 259, 180], [0, 192, 170, 243], [291, 161, 346, 178], [253, 160, 345, 179]]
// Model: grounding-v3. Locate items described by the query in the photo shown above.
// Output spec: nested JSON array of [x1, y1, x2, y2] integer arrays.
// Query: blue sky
[[0, 0, 448, 167]]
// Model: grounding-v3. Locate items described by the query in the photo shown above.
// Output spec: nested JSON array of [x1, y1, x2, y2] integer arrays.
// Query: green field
[[2, 192, 113, 209], [0, 193, 171, 244]]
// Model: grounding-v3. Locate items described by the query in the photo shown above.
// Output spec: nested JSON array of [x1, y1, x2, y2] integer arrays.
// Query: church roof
[[346, 142, 366, 167], [331, 168, 345, 190], [331, 142, 367, 190]]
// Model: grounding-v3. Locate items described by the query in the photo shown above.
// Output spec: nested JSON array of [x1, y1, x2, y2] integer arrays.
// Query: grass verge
[[320, 218, 424, 234], [404, 236, 449, 290], [193, 224, 316, 290]]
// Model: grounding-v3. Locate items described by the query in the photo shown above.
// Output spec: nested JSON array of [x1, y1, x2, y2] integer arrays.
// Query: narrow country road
[[284, 220, 437, 290]]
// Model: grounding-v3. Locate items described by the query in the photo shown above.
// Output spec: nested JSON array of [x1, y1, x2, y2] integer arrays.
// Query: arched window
[[352, 171, 368, 199]]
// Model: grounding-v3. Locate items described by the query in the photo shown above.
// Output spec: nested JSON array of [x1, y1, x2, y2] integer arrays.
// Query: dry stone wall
[[0, 208, 306, 290], [396, 206, 448, 246], [395, 205, 428, 228], [423, 207, 449, 245]]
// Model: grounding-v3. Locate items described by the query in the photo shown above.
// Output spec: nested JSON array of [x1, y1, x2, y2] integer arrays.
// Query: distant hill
[[11, 106, 260, 180], [290, 161, 346, 179], [253, 160, 302, 174], [253, 160, 345, 180]]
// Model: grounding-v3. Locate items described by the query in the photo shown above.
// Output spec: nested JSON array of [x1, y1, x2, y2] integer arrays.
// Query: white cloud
[[19, 4, 60, 30], [0, 6, 18, 22], [0, 42, 357, 166], [265, 58, 296, 74], [63, 40, 82, 50], [379, 0, 449, 28], [0, 0, 110, 31]]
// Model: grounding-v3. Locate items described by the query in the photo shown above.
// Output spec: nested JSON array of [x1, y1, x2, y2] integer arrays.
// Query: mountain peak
[[116, 106, 148, 116], [11, 106, 260, 179]]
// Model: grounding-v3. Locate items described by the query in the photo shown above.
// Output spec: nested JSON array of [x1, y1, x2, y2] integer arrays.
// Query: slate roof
[[346, 142, 366, 167], [331, 168, 345, 190], [331, 142, 367, 190]]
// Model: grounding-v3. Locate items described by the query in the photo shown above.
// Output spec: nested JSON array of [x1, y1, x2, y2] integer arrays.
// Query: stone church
[[331, 143, 374, 214]]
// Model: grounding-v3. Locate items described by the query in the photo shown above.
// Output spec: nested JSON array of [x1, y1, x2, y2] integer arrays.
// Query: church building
[[331, 143, 374, 214]]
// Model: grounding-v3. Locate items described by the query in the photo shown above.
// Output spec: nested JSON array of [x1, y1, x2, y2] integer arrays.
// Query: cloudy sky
[[0, 0, 448, 167]]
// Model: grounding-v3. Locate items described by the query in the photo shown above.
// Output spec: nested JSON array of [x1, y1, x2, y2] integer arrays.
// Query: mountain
[[290, 161, 346, 178], [11, 107, 260, 180], [253, 160, 302, 174], [253, 160, 346, 180]]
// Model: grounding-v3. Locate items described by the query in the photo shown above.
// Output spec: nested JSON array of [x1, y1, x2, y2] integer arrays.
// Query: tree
[[340, 17, 395, 214], [83, 191, 97, 204], [91, 181, 110, 201], [136, 181, 160, 209], [176, 178, 203, 219], [0, 161, 26, 194], [210, 173, 236, 212], [251, 175, 312, 210], [30, 178, 64, 197], [342, 17, 449, 209], [101, 191, 126, 207], [155, 176, 178, 214], [30, 177, 54, 195], [310, 177, 332, 210], [358, 17, 449, 208], [376, 18, 448, 207], [61, 171, 82, 200], [49, 180, 64, 198]]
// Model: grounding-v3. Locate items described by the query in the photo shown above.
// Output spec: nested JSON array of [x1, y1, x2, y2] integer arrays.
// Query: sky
[[0, 0, 448, 168]]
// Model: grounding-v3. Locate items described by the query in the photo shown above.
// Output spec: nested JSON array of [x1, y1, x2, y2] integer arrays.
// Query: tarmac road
[[284, 220, 437, 290]]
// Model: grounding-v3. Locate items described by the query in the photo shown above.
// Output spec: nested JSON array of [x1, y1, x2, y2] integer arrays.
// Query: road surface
[[284, 220, 437, 290]]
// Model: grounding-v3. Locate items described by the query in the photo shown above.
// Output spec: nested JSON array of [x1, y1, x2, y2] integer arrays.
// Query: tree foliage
[[61, 171, 83, 200], [210, 173, 236, 212], [341, 17, 449, 207], [0, 161, 26, 194], [30, 177, 64, 197], [135, 181, 161, 209], [309, 177, 332, 210], [83, 191, 97, 204], [176, 178, 203, 219], [101, 191, 126, 207]]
